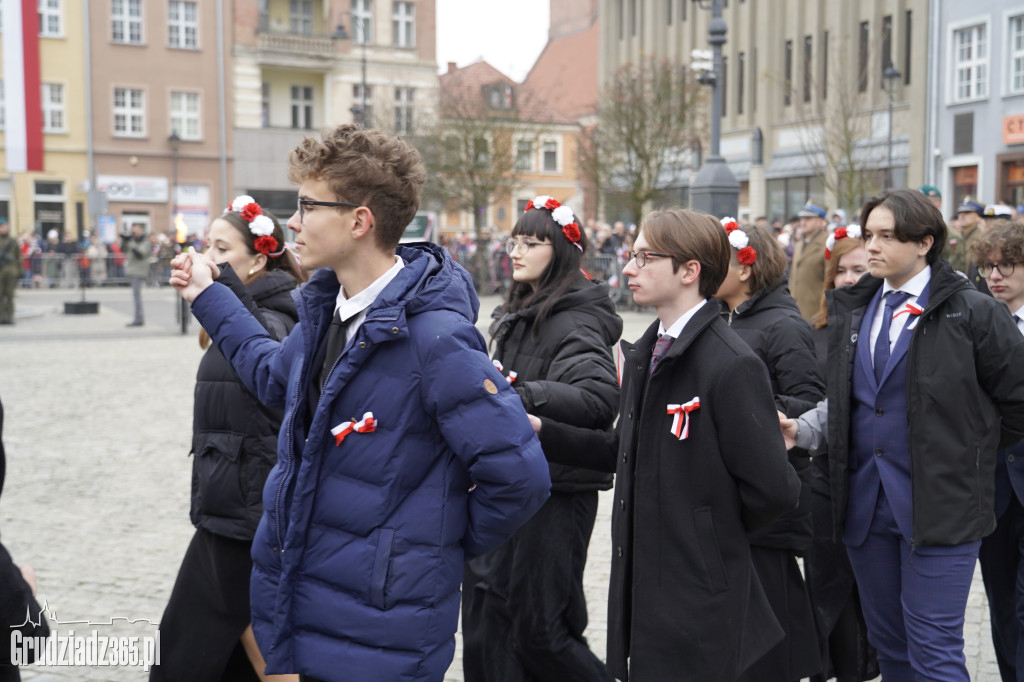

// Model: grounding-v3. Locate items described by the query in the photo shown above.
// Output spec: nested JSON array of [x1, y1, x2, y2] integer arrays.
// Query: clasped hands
[[169, 248, 221, 302]]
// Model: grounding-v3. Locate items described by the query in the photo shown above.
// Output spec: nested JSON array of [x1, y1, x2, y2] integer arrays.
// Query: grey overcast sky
[[435, 0, 550, 82]]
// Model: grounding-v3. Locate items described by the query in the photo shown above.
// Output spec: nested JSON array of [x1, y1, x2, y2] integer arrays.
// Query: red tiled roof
[[521, 20, 599, 122], [440, 60, 573, 125]]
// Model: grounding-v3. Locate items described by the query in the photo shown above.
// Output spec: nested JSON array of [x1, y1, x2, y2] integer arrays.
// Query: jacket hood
[[299, 242, 479, 325], [248, 269, 299, 319], [726, 276, 799, 319], [491, 276, 623, 346]]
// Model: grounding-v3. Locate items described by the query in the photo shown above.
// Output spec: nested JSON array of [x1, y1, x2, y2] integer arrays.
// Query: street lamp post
[[168, 129, 187, 334], [334, 15, 368, 127], [883, 62, 901, 190], [690, 0, 739, 219]]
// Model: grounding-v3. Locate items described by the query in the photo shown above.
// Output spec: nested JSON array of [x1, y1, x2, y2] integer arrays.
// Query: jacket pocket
[[192, 431, 245, 520], [693, 507, 730, 594], [369, 528, 395, 610]]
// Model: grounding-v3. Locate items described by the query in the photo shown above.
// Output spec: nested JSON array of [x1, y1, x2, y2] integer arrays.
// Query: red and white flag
[[2, 0, 44, 172]]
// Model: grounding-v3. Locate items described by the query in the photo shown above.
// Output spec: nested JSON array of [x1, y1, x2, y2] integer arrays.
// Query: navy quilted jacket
[[190, 243, 551, 680]]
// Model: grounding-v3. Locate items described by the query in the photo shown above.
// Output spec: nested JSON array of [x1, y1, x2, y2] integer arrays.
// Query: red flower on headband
[[737, 246, 757, 266], [834, 226, 848, 240], [240, 203, 262, 222], [722, 219, 738, 233], [562, 222, 581, 243], [254, 235, 277, 255], [544, 198, 560, 210]]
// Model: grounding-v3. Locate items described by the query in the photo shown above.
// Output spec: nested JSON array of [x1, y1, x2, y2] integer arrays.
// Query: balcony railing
[[256, 31, 337, 58]]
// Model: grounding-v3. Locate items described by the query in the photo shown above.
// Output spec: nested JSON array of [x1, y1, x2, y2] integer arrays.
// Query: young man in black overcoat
[[530, 208, 801, 681]]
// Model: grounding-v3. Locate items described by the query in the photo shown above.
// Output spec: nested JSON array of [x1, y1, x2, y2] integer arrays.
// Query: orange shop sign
[[1007, 114, 1024, 145]]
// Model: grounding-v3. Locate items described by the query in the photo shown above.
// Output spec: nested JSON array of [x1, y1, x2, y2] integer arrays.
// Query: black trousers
[[462, 490, 612, 682], [979, 492, 1024, 682]]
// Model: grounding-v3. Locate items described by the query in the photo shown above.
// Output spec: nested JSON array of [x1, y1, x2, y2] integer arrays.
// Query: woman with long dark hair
[[462, 197, 621, 682], [153, 198, 305, 682], [715, 220, 825, 682]]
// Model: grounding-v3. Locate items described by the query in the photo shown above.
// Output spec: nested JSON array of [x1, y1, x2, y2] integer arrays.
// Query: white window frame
[[515, 139, 533, 172], [351, 0, 372, 44], [541, 139, 560, 173], [947, 17, 989, 104], [113, 87, 146, 137], [289, 0, 312, 35], [352, 83, 374, 125], [392, 1, 414, 48], [111, 0, 144, 44], [41, 83, 65, 133], [167, 0, 198, 49], [394, 86, 414, 135], [38, 0, 62, 37], [170, 91, 201, 140], [1007, 11, 1024, 96], [291, 85, 314, 129]]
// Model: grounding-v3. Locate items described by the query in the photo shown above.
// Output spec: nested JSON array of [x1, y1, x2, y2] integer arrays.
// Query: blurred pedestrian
[[123, 223, 149, 326], [153, 202, 304, 682], [0, 221, 20, 324], [791, 203, 829, 320], [463, 197, 620, 682]]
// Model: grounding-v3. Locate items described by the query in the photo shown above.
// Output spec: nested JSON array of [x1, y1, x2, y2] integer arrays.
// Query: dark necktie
[[319, 309, 350, 390], [873, 291, 911, 383], [650, 334, 674, 375]]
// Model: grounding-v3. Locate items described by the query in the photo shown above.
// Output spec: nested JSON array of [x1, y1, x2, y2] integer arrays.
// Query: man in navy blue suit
[[782, 190, 1024, 681], [973, 221, 1024, 681]]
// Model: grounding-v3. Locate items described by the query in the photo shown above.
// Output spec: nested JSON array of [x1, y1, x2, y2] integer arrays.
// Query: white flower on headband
[[531, 195, 555, 209], [249, 215, 275, 237], [846, 224, 862, 239], [824, 223, 863, 260], [551, 205, 574, 227], [231, 195, 256, 212], [728, 230, 749, 250]]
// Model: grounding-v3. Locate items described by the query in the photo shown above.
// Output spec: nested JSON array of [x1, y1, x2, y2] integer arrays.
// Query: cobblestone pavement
[[0, 286, 1001, 680]]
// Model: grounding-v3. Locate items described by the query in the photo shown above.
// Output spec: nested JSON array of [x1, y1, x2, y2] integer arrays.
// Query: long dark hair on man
[[499, 206, 588, 339]]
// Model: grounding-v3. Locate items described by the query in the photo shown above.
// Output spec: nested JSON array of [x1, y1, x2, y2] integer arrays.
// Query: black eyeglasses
[[627, 250, 672, 268], [297, 197, 361, 224], [978, 262, 1021, 278]]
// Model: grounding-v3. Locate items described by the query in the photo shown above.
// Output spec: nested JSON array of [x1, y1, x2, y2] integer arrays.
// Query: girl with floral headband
[[714, 219, 826, 682], [155, 197, 305, 682], [462, 196, 620, 682]]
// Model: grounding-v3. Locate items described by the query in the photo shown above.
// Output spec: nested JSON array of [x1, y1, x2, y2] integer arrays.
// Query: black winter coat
[[490, 276, 620, 491], [538, 300, 802, 681], [825, 260, 1024, 546], [190, 268, 299, 541], [720, 277, 823, 554]]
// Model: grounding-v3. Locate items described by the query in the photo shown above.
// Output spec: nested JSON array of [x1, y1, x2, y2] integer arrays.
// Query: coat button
[[620, 499, 625, 510], [875, 448, 883, 456], [622, 453, 627, 463], [876, 408, 884, 416], [392, 327, 399, 334], [617, 546, 623, 557], [359, 341, 367, 349], [1009, 454, 1016, 463], [628, 411, 633, 419]]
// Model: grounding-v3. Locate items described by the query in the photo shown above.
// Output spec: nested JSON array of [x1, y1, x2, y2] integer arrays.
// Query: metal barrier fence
[[18, 253, 175, 289]]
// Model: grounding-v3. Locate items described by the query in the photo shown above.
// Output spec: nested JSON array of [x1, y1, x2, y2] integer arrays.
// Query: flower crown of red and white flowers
[[524, 195, 583, 251], [824, 223, 862, 260], [226, 195, 285, 257], [720, 217, 757, 266]]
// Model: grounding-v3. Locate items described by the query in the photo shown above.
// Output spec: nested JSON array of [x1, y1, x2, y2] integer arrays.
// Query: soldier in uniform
[[0, 221, 21, 325], [947, 200, 988, 293]]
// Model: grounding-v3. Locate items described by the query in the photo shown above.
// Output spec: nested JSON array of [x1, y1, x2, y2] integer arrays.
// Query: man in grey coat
[[123, 223, 149, 327]]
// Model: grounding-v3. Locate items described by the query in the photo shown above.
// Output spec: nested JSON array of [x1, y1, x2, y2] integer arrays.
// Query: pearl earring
[[248, 267, 256, 276]]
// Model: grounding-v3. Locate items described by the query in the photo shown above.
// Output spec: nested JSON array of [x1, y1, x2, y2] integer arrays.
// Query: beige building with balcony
[[233, 0, 438, 219], [598, 0, 930, 222]]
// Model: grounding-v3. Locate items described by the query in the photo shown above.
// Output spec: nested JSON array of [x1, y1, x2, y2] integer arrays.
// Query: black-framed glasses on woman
[[297, 197, 361, 224], [627, 250, 672, 268], [505, 239, 554, 256], [978, 262, 1021, 278]]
